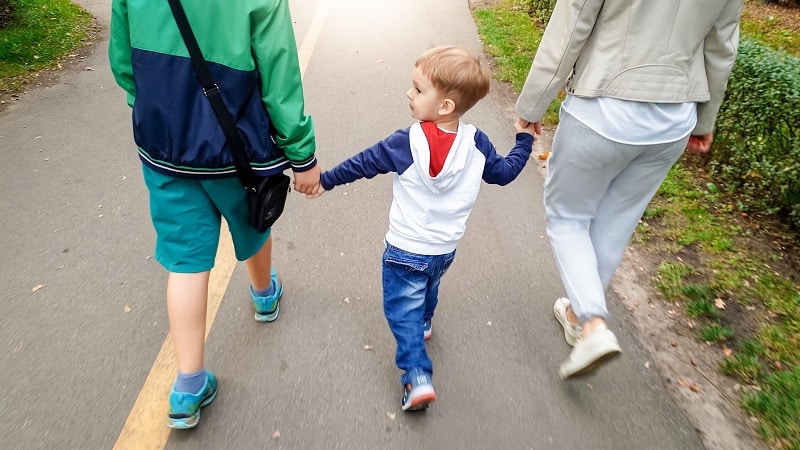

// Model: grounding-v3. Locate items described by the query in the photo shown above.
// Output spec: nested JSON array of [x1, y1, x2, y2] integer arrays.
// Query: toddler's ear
[[438, 98, 456, 115]]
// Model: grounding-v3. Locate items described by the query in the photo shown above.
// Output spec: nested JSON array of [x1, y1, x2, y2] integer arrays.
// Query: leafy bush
[[713, 38, 800, 229], [520, 0, 556, 24]]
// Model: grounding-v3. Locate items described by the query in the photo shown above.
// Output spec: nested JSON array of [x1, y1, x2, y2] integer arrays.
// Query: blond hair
[[414, 46, 491, 115]]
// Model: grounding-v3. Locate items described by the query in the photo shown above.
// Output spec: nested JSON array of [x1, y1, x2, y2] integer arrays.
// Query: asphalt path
[[0, 0, 704, 449]]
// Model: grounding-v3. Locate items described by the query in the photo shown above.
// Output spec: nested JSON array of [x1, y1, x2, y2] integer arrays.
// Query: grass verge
[[0, 0, 92, 93], [473, 1, 800, 448], [472, 0, 560, 125]]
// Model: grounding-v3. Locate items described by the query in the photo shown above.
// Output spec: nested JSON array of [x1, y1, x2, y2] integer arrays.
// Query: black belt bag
[[168, 0, 289, 233]]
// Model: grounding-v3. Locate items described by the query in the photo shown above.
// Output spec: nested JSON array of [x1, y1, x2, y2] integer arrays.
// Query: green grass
[[473, 1, 800, 447], [0, 0, 91, 92], [740, 0, 800, 57], [700, 323, 734, 342], [742, 367, 800, 449], [473, 0, 560, 125]]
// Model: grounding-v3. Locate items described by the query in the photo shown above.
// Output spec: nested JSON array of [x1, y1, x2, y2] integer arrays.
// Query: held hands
[[686, 133, 713, 154], [293, 164, 322, 197], [515, 118, 541, 136], [306, 186, 325, 199]]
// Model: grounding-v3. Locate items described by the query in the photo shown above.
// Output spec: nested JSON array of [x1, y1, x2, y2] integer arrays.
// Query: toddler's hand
[[306, 186, 326, 199], [515, 118, 541, 136]]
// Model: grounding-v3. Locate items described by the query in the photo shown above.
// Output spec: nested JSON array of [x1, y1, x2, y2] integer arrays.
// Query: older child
[[313, 46, 536, 411], [109, 0, 320, 429]]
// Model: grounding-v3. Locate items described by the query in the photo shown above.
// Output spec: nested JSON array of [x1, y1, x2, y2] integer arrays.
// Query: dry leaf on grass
[[722, 346, 733, 357], [714, 298, 726, 309]]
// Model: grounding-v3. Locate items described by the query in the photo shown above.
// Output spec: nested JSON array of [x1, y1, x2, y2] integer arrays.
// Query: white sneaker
[[559, 323, 622, 379], [553, 298, 581, 346]]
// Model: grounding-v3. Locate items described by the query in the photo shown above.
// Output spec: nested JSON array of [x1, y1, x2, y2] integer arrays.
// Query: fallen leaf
[[85, 66, 95, 71], [272, 430, 280, 439], [745, 305, 756, 311], [537, 151, 551, 160], [774, 361, 783, 370], [690, 358, 697, 366], [670, 341, 678, 347], [690, 384, 701, 392], [714, 298, 726, 309], [31, 284, 46, 292], [124, 305, 132, 313], [645, 361, 651, 369], [344, 297, 350, 304], [722, 346, 733, 357], [363, 345, 373, 351], [586, 383, 593, 389], [678, 379, 690, 387], [487, 321, 492, 326], [387, 412, 396, 420]]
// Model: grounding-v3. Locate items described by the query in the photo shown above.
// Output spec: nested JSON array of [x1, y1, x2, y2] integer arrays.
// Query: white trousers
[[545, 111, 688, 323]]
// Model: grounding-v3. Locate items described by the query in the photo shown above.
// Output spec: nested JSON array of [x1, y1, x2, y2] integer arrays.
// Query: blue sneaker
[[251, 270, 282, 322], [167, 371, 218, 429], [401, 371, 436, 411], [423, 319, 432, 341]]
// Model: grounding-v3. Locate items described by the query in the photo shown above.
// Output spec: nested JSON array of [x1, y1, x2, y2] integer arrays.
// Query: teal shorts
[[142, 165, 270, 273]]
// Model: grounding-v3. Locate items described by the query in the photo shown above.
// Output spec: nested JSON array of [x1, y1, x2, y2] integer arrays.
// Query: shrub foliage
[[713, 38, 800, 229], [521, 0, 556, 24]]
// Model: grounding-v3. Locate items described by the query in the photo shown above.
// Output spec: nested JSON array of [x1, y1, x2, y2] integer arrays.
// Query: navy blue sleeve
[[320, 128, 414, 191], [477, 130, 534, 186]]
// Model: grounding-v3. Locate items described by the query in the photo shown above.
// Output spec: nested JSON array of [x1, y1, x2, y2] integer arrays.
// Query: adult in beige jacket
[[515, 0, 743, 379]]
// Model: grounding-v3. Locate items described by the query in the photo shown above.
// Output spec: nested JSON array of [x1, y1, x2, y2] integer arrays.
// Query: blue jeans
[[382, 242, 456, 385]]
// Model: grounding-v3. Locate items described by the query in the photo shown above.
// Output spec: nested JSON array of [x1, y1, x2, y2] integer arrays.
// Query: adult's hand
[[293, 164, 322, 196], [686, 133, 713, 154], [516, 117, 542, 135]]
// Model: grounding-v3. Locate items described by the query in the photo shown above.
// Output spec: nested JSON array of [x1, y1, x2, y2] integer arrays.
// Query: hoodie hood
[[408, 121, 477, 194]]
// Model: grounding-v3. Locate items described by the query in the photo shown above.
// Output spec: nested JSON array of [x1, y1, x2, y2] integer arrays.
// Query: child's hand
[[293, 165, 322, 196], [515, 118, 541, 136], [306, 186, 326, 199]]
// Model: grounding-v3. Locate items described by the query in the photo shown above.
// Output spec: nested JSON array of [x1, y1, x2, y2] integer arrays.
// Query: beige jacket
[[515, 0, 743, 135]]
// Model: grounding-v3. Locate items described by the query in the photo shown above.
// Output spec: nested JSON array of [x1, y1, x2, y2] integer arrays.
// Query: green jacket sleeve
[[250, 1, 316, 169], [108, 0, 135, 107]]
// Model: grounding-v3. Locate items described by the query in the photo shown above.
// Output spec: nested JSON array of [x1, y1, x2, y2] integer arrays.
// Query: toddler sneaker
[[401, 371, 436, 411], [251, 270, 283, 322], [167, 371, 218, 429], [423, 319, 432, 341], [559, 323, 622, 379], [553, 298, 581, 346]]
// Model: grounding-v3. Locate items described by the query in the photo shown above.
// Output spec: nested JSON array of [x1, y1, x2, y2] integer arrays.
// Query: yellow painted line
[[298, 0, 334, 80], [113, 1, 332, 446], [114, 223, 236, 450]]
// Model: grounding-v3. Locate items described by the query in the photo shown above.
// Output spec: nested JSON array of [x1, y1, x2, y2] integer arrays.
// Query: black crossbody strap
[[166, 0, 258, 190]]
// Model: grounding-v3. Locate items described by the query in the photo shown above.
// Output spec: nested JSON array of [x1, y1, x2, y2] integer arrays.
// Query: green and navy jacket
[[109, 0, 316, 178]]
